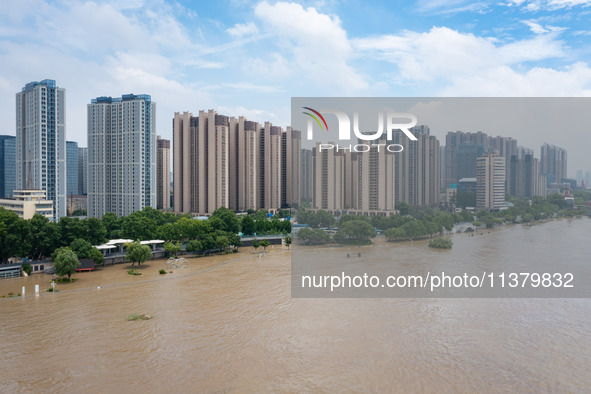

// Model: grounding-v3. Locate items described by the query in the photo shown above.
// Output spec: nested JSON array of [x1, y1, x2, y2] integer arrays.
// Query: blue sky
[[1, 0, 591, 174]]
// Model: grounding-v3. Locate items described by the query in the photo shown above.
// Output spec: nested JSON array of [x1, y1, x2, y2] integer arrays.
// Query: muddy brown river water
[[1, 219, 590, 392]]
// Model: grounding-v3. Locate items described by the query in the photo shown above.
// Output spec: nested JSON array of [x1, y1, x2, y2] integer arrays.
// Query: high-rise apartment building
[[77, 147, 87, 195], [16, 79, 66, 221], [488, 136, 517, 169], [309, 126, 440, 213], [66, 141, 78, 197], [173, 110, 229, 215], [156, 136, 170, 210], [540, 143, 567, 185], [508, 154, 546, 198], [174, 109, 300, 215], [229, 116, 260, 212], [173, 111, 192, 214], [259, 122, 282, 211], [301, 149, 314, 203], [88, 94, 156, 218], [346, 136, 396, 213], [444, 131, 487, 188], [394, 126, 440, 207], [476, 153, 506, 210], [312, 142, 345, 212], [282, 127, 301, 209], [0, 135, 16, 198]]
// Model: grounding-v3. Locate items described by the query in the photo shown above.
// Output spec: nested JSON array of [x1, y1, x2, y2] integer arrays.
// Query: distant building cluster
[[0, 79, 585, 221], [439, 130, 572, 210], [303, 126, 440, 215]]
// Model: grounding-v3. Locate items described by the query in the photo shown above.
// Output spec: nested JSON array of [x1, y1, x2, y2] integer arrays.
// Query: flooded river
[[1, 218, 590, 392]]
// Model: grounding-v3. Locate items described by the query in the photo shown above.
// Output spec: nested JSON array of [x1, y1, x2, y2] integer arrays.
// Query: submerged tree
[[52, 247, 80, 280], [284, 235, 292, 249], [164, 241, 182, 258], [125, 241, 152, 267], [260, 239, 271, 251]]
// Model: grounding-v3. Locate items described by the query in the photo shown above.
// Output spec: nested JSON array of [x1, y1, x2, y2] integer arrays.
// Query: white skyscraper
[[477, 153, 506, 210], [16, 79, 66, 221], [88, 94, 156, 218]]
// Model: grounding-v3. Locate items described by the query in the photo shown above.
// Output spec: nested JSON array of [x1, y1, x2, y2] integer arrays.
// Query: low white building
[[0, 189, 53, 220]]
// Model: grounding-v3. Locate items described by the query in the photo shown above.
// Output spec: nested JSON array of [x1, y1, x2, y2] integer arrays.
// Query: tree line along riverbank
[[294, 192, 591, 245], [0, 206, 292, 265]]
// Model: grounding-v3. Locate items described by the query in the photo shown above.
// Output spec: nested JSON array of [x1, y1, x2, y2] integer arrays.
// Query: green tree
[[215, 235, 229, 254], [252, 210, 270, 221], [125, 241, 152, 267], [281, 220, 292, 234], [69, 238, 104, 265], [460, 209, 474, 223], [226, 233, 241, 251], [120, 211, 158, 241], [334, 220, 376, 244], [284, 235, 292, 249], [401, 220, 421, 239], [164, 241, 182, 257], [0, 208, 31, 262], [240, 215, 255, 236], [58, 217, 88, 246], [159, 222, 180, 242], [260, 239, 271, 251], [339, 215, 370, 225], [211, 207, 240, 234], [429, 237, 453, 249], [52, 247, 80, 280], [102, 212, 121, 239], [86, 217, 107, 245], [199, 235, 217, 254], [22, 263, 32, 275], [314, 210, 334, 228], [296, 228, 330, 245], [547, 193, 566, 209], [254, 218, 270, 235], [186, 240, 203, 255], [384, 227, 404, 241], [28, 214, 59, 259], [175, 217, 195, 241], [252, 238, 261, 251]]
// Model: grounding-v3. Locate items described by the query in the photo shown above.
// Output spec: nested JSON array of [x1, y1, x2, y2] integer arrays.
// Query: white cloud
[[522, 20, 567, 34], [0, 1, 219, 143], [503, 0, 591, 10], [219, 82, 285, 93], [352, 26, 566, 91], [226, 22, 259, 37], [523, 20, 550, 34], [442, 62, 591, 95], [217, 105, 280, 124], [243, 53, 293, 80], [416, 0, 490, 14], [252, 1, 368, 93]]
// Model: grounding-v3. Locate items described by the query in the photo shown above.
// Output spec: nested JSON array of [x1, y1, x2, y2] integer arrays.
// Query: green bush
[[127, 269, 142, 276], [56, 277, 76, 283], [159, 269, 166, 275], [428, 237, 453, 249], [22, 263, 32, 275]]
